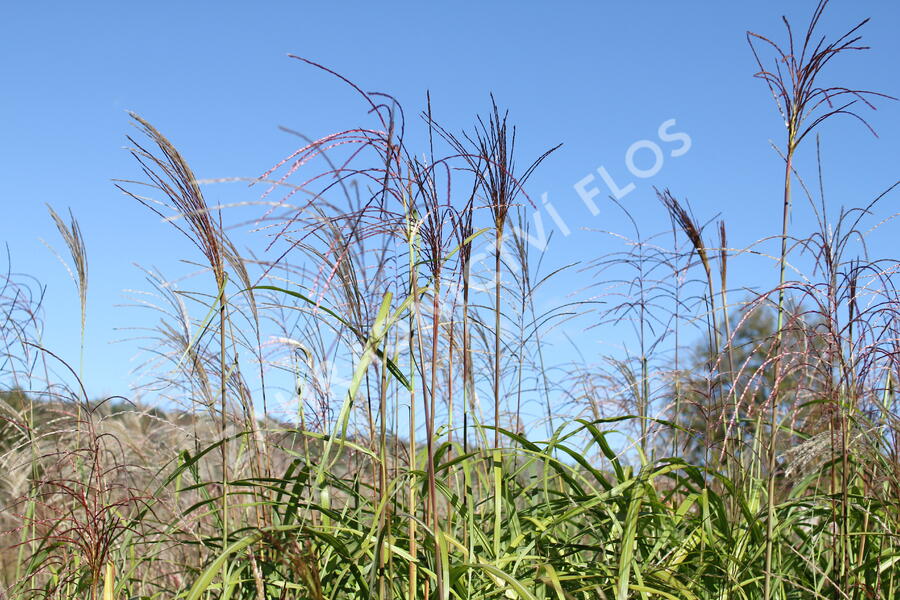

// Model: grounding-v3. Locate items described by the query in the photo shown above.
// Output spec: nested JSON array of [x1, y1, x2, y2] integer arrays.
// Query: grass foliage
[[2, 2, 900, 599]]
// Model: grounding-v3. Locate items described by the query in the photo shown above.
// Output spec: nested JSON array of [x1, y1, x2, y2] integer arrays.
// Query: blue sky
[[1, 2, 898, 401]]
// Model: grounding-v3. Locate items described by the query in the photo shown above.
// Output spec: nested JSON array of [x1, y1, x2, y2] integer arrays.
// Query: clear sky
[[2, 2, 898, 401]]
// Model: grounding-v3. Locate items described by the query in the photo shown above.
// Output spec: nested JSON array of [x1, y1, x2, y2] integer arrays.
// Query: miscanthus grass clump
[[2, 2, 899, 599]]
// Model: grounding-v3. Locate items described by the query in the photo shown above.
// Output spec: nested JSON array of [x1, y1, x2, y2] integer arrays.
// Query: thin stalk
[[377, 336, 390, 600], [765, 145, 794, 600], [492, 226, 504, 562], [407, 202, 420, 600], [427, 283, 444, 600], [218, 253, 229, 554], [494, 229, 503, 448]]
